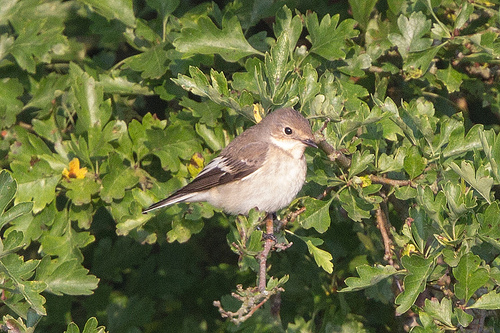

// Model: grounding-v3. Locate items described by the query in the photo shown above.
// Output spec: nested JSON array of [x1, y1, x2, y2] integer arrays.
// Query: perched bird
[[143, 108, 317, 215]]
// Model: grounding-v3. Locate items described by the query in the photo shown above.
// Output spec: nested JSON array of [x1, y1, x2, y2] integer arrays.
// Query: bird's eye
[[284, 127, 293, 135]]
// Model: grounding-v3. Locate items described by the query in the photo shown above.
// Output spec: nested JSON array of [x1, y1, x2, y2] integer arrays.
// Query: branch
[[375, 205, 394, 266], [258, 213, 275, 292]]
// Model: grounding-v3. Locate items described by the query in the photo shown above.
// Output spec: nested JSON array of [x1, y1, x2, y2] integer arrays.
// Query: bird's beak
[[302, 139, 318, 148]]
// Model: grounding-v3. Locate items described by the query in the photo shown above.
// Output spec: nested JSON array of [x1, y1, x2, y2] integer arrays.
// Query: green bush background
[[1, 0, 500, 332]]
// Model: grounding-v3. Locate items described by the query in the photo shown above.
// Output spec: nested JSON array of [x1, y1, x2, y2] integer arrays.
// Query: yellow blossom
[[253, 104, 264, 123], [62, 158, 87, 179], [402, 244, 416, 256], [187, 153, 204, 178]]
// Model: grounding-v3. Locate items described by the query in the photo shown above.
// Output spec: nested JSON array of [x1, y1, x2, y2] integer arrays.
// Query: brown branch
[[370, 175, 415, 188], [375, 205, 394, 265], [258, 213, 275, 292]]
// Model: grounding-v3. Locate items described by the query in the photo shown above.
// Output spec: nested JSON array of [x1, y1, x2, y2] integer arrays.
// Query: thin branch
[[258, 213, 275, 292], [370, 175, 415, 188], [375, 205, 394, 265]]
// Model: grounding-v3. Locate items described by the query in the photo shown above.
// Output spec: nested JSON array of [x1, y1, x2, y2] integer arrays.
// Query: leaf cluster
[[1, 0, 500, 331]]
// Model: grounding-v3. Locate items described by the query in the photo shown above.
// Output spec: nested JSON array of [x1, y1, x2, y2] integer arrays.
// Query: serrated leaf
[[64, 178, 101, 206], [436, 65, 463, 93], [338, 187, 373, 222], [173, 15, 263, 62], [388, 12, 432, 59], [298, 63, 320, 107], [480, 130, 500, 182], [305, 240, 333, 273], [0, 78, 23, 128], [341, 264, 398, 292], [11, 159, 60, 214], [36, 256, 99, 296], [468, 290, 500, 310], [395, 255, 435, 315], [273, 5, 303, 53], [10, 19, 66, 73], [305, 12, 359, 60], [100, 154, 139, 203], [18, 280, 47, 315], [453, 252, 489, 303], [126, 43, 169, 79], [348, 0, 377, 29], [423, 297, 453, 327], [81, 0, 136, 27], [298, 197, 332, 233], [449, 160, 493, 204], [479, 202, 500, 249], [70, 63, 111, 131], [0, 170, 16, 213], [403, 145, 426, 179], [349, 150, 374, 178], [455, 307, 474, 327]]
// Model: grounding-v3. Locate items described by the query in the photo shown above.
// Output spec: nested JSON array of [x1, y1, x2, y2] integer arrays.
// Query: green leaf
[[305, 12, 359, 60], [0, 78, 23, 129], [480, 129, 500, 182], [349, 150, 374, 178], [298, 197, 333, 233], [298, 63, 321, 107], [341, 264, 398, 292], [305, 240, 333, 273], [11, 159, 60, 214], [449, 160, 493, 204], [338, 187, 373, 222], [478, 202, 500, 249], [273, 5, 303, 53], [70, 63, 111, 131], [64, 178, 101, 206], [436, 65, 463, 93], [0, 170, 17, 214], [443, 124, 483, 159], [424, 297, 454, 327], [388, 12, 432, 59], [468, 290, 500, 310], [125, 43, 169, 79], [348, 0, 377, 29], [36, 256, 99, 296], [167, 218, 204, 243], [10, 19, 66, 73], [146, 122, 202, 172], [403, 145, 426, 179], [395, 255, 435, 315], [100, 154, 139, 203], [173, 15, 263, 62], [81, 0, 136, 27], [423, 297, 453, 328], [455, 307, 474, 327], [453, 252, 489, 303]]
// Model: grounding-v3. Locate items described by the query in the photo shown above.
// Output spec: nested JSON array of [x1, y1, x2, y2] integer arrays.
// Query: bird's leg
[[258, 212, 275, 292]]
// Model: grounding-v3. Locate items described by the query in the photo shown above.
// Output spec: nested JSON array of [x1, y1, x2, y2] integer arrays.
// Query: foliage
[[0, 0, 500, 331]]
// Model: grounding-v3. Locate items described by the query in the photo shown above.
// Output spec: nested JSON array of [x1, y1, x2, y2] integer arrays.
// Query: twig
[[370, 175, 415, 188], [258, 213, 275, 292], [375, 205, 394, 265]]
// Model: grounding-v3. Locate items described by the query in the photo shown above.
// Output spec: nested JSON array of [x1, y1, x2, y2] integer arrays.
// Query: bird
[[142, 108, 317, 215]]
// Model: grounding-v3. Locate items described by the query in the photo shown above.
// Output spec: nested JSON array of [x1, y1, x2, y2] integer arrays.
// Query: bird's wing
[[175, 141, 268, 195]]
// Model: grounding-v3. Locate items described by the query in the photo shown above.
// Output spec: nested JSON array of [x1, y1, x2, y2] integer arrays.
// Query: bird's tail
[[142, 193, 197, 214]]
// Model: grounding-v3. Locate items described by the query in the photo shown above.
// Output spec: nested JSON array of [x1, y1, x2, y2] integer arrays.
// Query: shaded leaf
[[173, 15, 263, 62], [395, 255, 435, 315], [341, 264, 398, 292], [36, 256, 99, 296], [453, 252, 489, 303], [305, 240, 333, 273]]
